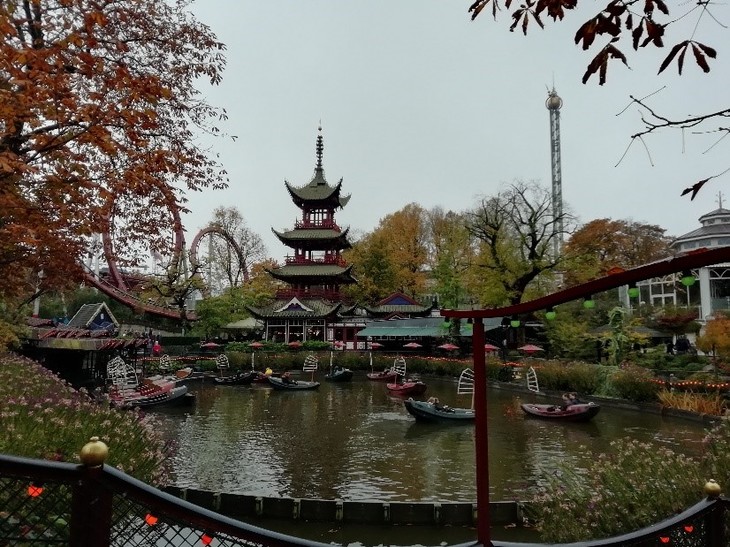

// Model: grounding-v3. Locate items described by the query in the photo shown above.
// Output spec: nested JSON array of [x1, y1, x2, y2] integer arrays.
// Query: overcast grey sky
[[185, 1, 729, 259]]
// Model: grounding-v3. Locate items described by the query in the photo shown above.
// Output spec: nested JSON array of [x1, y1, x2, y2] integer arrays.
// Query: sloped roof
[[67, 303, 119, 330], [247, 298, 343, 319], [272, 227, 352, 249], [284, 168, 352, 211], [224, 318, 263, 330], [357, 317, 447, 338], [267, 263, 356, 284], [363, 293, 433, 316]]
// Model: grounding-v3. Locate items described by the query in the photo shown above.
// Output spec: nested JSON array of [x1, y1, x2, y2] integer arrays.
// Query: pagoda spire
[[315, 124, 324, 172]]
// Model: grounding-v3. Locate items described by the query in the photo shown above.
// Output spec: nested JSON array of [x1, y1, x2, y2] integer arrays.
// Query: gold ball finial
[[704, 479, 722, 498], [80, 436, 109, 467]]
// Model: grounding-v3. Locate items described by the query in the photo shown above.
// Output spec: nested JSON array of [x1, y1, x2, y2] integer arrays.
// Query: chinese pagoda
[[247, 128, 362, 344]]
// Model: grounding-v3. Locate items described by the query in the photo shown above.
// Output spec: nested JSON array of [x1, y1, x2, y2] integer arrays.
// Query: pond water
[[152, 372, 710, 504]]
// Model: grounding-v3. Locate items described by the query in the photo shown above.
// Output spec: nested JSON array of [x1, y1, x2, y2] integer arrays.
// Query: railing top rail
[[490, 497, 727, 547], [0, 453, 332, 547], [98, 464, 332, 546]]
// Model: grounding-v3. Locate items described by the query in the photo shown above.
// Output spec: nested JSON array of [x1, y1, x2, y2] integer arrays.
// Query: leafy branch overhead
[[469, 0, 719, 83], [467, 0, 727, 197]]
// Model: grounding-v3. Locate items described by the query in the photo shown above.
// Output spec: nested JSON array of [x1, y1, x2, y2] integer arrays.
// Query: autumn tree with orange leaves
[[467, 0, 729, 198], [0, 0, 228, 310], [562, 218, 672, 285]]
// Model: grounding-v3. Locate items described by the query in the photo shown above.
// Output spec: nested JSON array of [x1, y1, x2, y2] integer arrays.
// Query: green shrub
[[608, 363, 661, 402], [530, 360, 602, 394]]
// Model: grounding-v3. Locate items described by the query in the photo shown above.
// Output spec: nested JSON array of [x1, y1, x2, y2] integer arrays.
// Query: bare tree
[[466, 180, 575, 305]]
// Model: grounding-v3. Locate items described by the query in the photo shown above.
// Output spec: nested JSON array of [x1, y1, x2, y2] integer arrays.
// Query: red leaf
[[582, 50, 607, 84], [658, 41, 688, 75], [604, 0, 626, 17], [641, 20, 665, 48], [632, 22, 644, 50], [655, 0, 669, 15], [468, 0, 488, 20], [681, 178, 710, 200], [696, 42, 717, 59], [677, 47, 686, 75], [575, 19, 598, 50], [692, 44, 710, 73]]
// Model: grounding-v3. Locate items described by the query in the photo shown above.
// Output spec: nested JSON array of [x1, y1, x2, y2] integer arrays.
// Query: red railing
[[294, 219, 341, 231], [274, 288, 344, 300], [283, 255, 347, 267]]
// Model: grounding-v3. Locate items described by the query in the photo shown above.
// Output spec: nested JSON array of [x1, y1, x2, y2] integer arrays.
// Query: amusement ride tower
[[546, 87, 564, 259]]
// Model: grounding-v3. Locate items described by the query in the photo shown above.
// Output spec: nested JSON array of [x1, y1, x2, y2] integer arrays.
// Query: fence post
[[703, 480, 726, 547], [70, 436, 113, 547]]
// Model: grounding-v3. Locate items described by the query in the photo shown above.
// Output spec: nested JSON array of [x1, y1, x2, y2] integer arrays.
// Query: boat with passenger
[[106, 356, 191, 409], [404, 398, 475, 423], [386, 356, 427, 396], [521, 401, 600, 422], [404, 368, 476, 423]]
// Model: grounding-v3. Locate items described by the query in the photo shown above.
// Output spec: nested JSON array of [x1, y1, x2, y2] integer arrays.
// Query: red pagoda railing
[[275, 288, 345, 300], [294, 219, 341, 231], [284, 255, 347, 267]]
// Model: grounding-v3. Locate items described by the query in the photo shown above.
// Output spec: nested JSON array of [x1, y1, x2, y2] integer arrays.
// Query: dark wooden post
[[70, 437, 113, 546], [472, 318, 491, 545], [703, 481, 726, 547], [70, 466, 113, 546]]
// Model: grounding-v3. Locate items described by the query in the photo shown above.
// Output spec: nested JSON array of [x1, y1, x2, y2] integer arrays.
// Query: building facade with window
[[632, 206, 730, 321]]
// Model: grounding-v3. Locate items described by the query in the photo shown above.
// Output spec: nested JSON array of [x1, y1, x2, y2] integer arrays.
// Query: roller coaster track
[[92, 184, 246, 321], [82, 265, 197, 322]]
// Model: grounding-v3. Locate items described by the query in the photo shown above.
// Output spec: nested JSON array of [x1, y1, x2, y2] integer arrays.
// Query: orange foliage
[[0, 0, 228, 303]]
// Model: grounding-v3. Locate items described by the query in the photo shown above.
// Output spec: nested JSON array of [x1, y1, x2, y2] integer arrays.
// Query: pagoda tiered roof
[[284, 127, 351, 210], [285, 175, 351, 209], [266, 263, 356, 285], [272, 226, 351, 250], [247, 296, 344, 320]]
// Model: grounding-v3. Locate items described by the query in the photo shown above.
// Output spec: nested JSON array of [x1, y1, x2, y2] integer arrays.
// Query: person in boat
[[559, 392, 584, 410], [281, 371, 297, 385], [427, 397, 452, 412]]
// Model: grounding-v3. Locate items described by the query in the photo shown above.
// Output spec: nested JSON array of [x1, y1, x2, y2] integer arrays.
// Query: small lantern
[[583, 296, 595, 309], [627, 283, 640, 298], [681, 271, 696, 287], [145, 514, 159, 526], [510, 316, 520, 328], [545, 308, 556, 321]]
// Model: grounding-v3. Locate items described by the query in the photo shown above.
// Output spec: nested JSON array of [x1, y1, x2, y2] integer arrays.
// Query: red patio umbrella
[[403, 342, 422, 349], [288, 340, 303, 348], [437, 343, 459, 351], [518, 344, 544, 355], [332, 341, 345, 348], [201, 342, 221, 349], [369, 342, 383, 349], [484, 344, 500, 352], [248, 342, 264, 349]]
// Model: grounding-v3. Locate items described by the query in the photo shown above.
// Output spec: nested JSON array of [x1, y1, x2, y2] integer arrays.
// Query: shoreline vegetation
[[3, 350, 730, 542]]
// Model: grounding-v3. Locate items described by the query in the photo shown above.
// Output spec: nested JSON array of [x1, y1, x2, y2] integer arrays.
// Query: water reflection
[[153, 375, 709, 502]]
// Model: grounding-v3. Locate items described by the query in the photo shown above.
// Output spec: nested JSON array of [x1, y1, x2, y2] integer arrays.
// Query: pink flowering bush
[[0, 353, 170, 485], [530, 438, 706, 542]]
